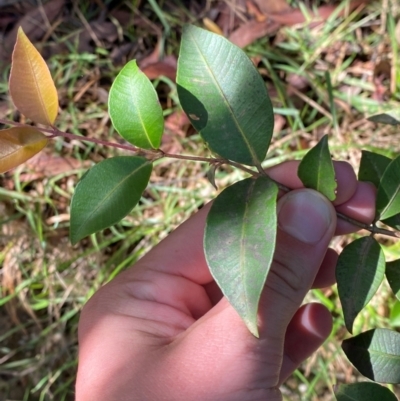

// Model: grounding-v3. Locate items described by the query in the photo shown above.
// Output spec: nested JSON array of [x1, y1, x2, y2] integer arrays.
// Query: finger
[[267, 160, 357, 205], [256, 189, 337, 338], [335, 181, 376, 235], [279, 303, 332, 384], [136, 202, 213, 285], [312, 248, 338, 288]]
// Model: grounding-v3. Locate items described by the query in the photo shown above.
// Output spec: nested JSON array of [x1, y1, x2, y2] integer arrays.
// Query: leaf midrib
[[74, 161, 150, 238], [239, 179, 256, 319], [123, 64, 154, 148], [22, 34, 52, 126], [188, 30, 259, 166]]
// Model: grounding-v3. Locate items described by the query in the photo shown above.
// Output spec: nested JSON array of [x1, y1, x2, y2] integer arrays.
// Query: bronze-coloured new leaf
[[9, 27, 59, 126], [0, 127, 48, 173]]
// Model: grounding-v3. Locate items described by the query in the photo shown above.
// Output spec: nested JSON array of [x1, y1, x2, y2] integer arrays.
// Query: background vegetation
[[0, 0, 400, 400]]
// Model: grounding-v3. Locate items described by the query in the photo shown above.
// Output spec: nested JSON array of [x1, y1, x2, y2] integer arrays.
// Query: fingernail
[[278, 190, 332, 244]]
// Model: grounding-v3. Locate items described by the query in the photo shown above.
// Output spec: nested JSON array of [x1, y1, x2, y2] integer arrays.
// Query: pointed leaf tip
[[9, 27, 58, 126], [368, 110, 400, 126], [298, 135, 336, 201], [0, 127, 48, 173], [358, 150, 391, 188]]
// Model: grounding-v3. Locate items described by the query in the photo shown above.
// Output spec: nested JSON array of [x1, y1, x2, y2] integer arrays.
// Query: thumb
[[257, 188, 337, 338]]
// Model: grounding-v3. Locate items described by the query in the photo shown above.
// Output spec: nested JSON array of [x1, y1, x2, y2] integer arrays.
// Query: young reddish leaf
[[297, 135, 336, 201], [336, 236, 385, 333], [0, 127, 48, 173], [204, 176, 278, 337], [9, 27, 58, 126]]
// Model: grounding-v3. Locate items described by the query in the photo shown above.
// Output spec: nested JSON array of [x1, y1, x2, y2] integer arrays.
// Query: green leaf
[[70, 156, 152, 244], [109, 60, 164, 149], [176, 24, 274, 166], [368, 110, 400, 125], [336, 236, 385, 333], [342, 328, 400, 383], [204, 176, 278, 337], [297, 135, 336, 201], [334, 382, 397, 401], [358, 150, 391, 188], [376, 155, 400, 220], [386, 259, 400, 301], [389, 301, 400, 327]]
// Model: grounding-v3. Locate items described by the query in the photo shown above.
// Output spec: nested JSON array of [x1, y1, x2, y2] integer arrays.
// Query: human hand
[[76, 161, 376, 401]]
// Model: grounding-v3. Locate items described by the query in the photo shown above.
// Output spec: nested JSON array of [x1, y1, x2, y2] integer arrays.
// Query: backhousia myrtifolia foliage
[[2, 25, 400, 401]]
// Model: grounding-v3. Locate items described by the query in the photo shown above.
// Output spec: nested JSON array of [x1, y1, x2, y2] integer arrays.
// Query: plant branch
[[156, 151, 260, 176], [269, 175, 400, 239], [2, 117, 400, 239], [336, 212, 400, 238]]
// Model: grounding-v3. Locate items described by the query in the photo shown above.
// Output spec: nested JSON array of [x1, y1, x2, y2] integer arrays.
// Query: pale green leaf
[[109, 60, 164, 149]]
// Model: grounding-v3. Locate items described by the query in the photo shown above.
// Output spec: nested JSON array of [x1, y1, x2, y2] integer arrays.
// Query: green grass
[[1, 0, 400, 400]]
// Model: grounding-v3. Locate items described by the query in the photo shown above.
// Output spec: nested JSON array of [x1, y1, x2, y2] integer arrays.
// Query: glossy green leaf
[[70, 156, 152, 244], [334, 382, 397, 401], [204, 176, 278, 337], [376, 155, 400, 220], [358, 150, 391, 188], [177, 24, 274, 166], [109, 60, 164, 149], [386, 259, 400, 301], [368, 110, 400, 125], [297, 135, 336, 201], [0, 127, 48, 173], [336, 236, 385, 333], [357, 151, 399, 227], [342, 328, 400, 383]]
